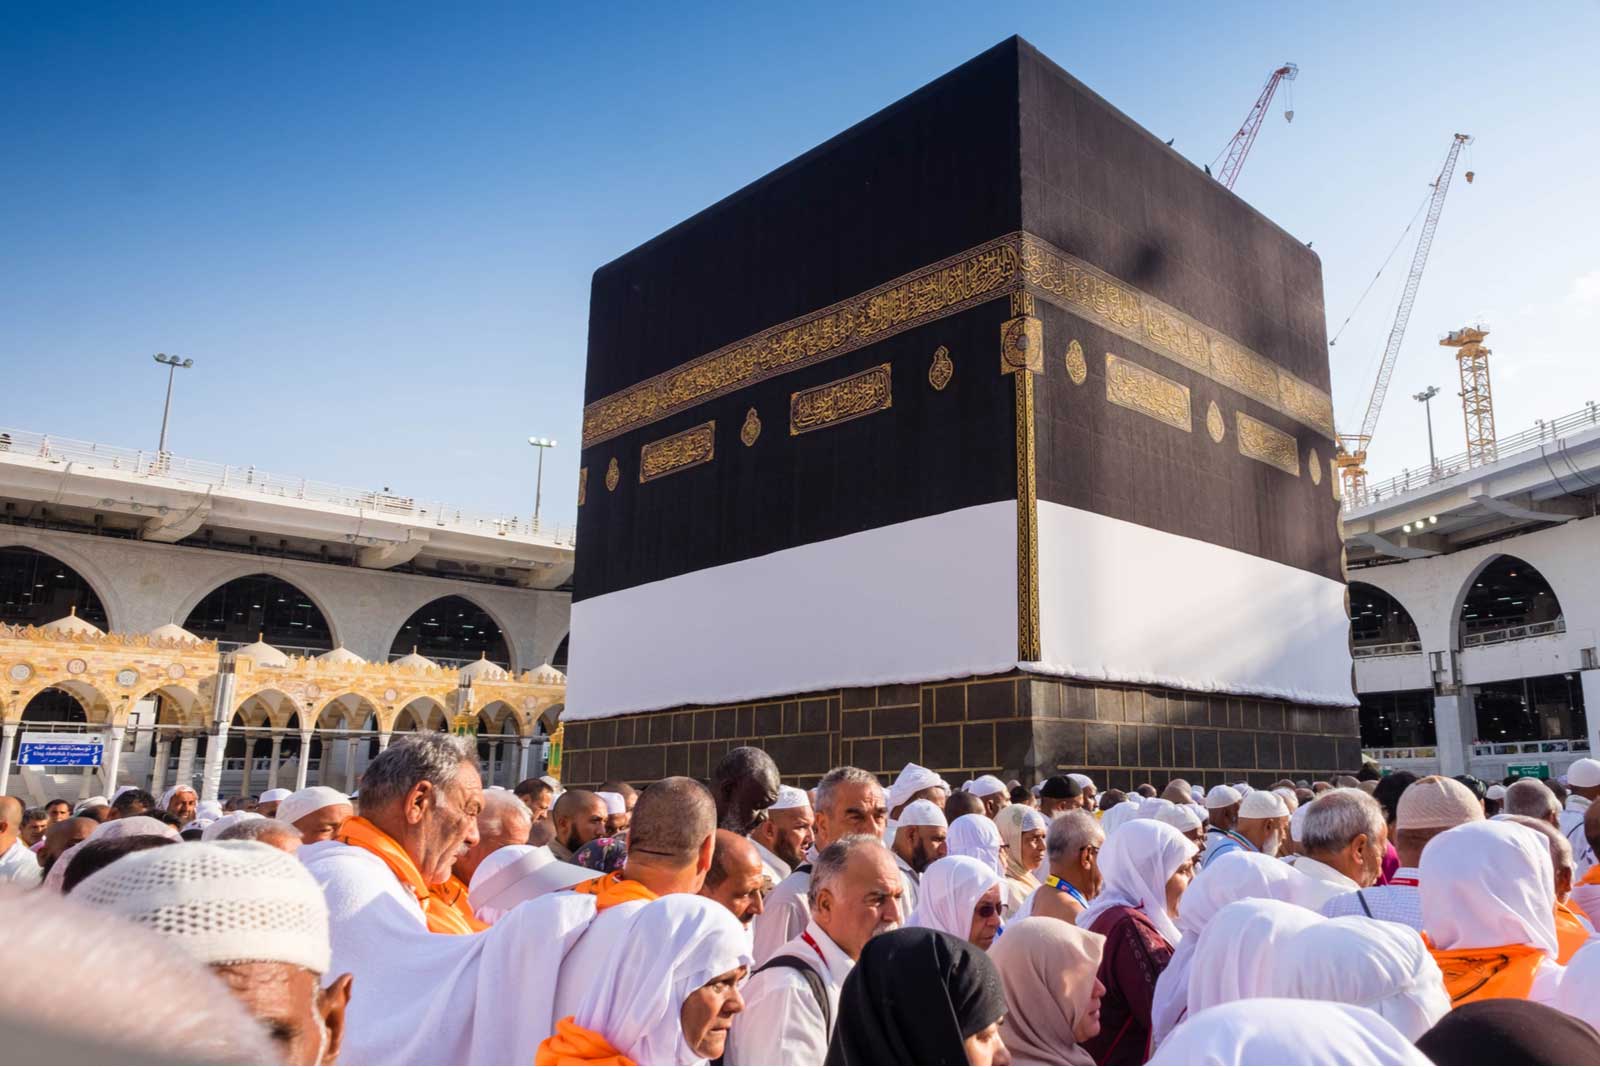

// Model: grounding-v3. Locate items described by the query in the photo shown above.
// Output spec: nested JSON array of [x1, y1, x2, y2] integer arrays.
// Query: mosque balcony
[[0, 427, 574, 589]]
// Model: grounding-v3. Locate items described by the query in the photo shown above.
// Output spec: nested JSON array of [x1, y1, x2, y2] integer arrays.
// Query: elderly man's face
[[702, 850, 767, 927], [417, 762, 483, 885], [455, 804, 532, 884], [168, 790, 197, 824], [814, 846, 903, 958], [293, 803, 355, 844], [213, 962, 351, 1066], [816, 782, 887, 848], [679, 965, 746, 1061]]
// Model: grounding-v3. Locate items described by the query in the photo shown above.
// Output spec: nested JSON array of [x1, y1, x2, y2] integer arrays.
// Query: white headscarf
[[947, 813, 1006, 879], [1275, 917, 1449, 1040], [1556, 941, 1600, 1030], [1185, 899, 1322, 1017], [1099, 800, 1141, 838], [1151, 851, 1325, 1044], [1075, 818, 1195, 945], [1149, 999, 1430, 1066], [1138, 796, 1176, 820], [572, 894, 752, 1066], [1419, 818, 1559, 957], [907, 854, 1002, 942]]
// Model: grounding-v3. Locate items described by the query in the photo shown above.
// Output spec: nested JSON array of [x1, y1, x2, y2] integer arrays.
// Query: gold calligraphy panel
[[1105, 354, 1191, 433], [577, 467, 588, 506], [639, 421, 716, 483], [1235, 412, 1301, 477], [790, 364, 893, 436]]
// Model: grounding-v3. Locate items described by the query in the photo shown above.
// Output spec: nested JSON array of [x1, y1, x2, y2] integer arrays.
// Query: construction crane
[[1335, 132, 1473, 504], [1440, 325, 1497, 467], [1213, 63, 1297, 190]]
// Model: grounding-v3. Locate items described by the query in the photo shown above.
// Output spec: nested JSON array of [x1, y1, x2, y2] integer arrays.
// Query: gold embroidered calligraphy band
[[1236, 411, 1301, 477], [582, 231, 1335, 447], [639, 421, 716, 483], [1106, 353, 1192, 433], [790, 364, 893, 436]]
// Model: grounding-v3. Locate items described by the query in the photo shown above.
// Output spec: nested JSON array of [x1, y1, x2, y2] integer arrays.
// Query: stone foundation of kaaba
[[560, 671, 1361, 789]]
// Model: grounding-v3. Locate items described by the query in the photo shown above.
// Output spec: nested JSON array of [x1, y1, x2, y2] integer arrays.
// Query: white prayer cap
[[1190, 785, 1204, 803], [896, 798, 948, 829], [596, 791, 626, 817], [111, 785, 140, 803], [967, 774, 1008, 798], [468, 844, 593, 923], [768, 785, 810, 811], [1567, 758, 1600, 789], [1239, 790, 1288, 819], [1204, 784, 1242, 809], [539, 775, 561, 790], [1067, 773, 1095, 791], [73, 795, 110, 814], [1486, 784, 1508, 801], [257, 787, 292, 804], [1234, 782, 1253, 795], [276, 786, 349, 827], [1290, 803, 1309, 841], [888, 763, 950, 810], [1273, 786, 1299, 812], [961, 779, 974, 792], [201, 811, 264, 840], [74, 841, 331, 974], [1157, 803, 1203, 834], [196, 800, 224, 821]]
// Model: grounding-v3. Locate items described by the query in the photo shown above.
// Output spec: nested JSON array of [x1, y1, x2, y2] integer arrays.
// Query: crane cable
[[1328, 189, 1431, 350]]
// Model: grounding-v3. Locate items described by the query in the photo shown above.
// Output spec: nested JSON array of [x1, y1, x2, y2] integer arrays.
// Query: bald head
[[453, 790, 533, 884], [0, 796, 22, 851], [711, 746, 780, 834], [551, 789, 607, 856], [700, 830, 767, 927], [40, 817, 97, 873], [945, 790, 984, 823], [623, 777, 718, 894]]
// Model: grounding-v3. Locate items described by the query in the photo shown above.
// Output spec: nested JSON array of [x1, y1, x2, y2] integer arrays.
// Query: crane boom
[[1336, 132, 1473, 504], [1215, 63, 1297, 190]]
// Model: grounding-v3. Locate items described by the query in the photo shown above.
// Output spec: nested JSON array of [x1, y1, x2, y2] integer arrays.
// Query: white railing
[[1352, 640, 1423, 659], [1347, 401, 1600, 511], [0, 426, 576, 547], [1462, 618, 1566, 648]]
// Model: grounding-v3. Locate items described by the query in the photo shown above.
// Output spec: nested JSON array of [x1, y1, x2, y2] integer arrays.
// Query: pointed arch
[[1349, 581, 1422, 654], [0, 544, 113, 630], [179, 569, 338, 653], [388, 594, 513, 669], [1455, 554, 1566, 648]]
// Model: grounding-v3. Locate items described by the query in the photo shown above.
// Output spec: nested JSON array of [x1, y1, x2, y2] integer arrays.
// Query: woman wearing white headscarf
[[537, 894, 752, 1066], [1273, 916, 1449, 1040], [1419, 818, 1565, 1006], [1099, 798, 1141, 839], [1148, 999, 1431, 1066], [994, 804, 1047, 918], [1075, 818, 1197, 1063], [1184, 899, 1322, 1020], [946, 813, 1006, 879], [907, 854, 1005, 950], [1150, 850, 1324, 1044]]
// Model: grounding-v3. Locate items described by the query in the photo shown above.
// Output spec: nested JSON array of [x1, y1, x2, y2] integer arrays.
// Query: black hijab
[[1417, 999, 1600, 1065], [825, 926, 1008, 1066]]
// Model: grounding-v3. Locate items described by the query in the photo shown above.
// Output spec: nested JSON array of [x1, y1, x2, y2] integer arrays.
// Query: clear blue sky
[[6, 3, 1597, 528]]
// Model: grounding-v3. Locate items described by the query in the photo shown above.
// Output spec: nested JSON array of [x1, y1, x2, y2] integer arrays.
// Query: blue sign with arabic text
[[18, 732, 104, 767]]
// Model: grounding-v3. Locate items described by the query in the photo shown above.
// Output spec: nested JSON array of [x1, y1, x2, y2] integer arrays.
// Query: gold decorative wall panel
[[740, 408, 762, 446], [1236, 412, 1301, 476], [639, 421, 717, 483], [582, 231, 1335, 447], [1105, 353, 1192, 433], [1000, 292, 1043, 375], [928, 345, 953, 390], [577, 467, 588, 506], [1309, 448, 1322, 485], [790, 364, 893, 436], [605, 458, 620, 492], [1065, 339, 1087, 385], [1206, 401, 1226, 443], [1014, 371, 1040, 662]]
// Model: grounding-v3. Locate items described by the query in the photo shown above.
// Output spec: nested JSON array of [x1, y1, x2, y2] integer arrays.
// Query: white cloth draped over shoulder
[[572, 894, 752, 1067], [906, 855, 1001, 942], [1273, 916, 1450, 1040], [1150, 851, 1324, 1045], [1148, 999, 1430, 1066], [1075, 818, 1195, 947], [300, 838, 598, 1065], [1183, 899, 1322, 1021]]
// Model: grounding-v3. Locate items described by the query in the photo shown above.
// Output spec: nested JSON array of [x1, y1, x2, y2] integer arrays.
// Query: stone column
[[378, 730, 392, 752], [174, 734, 199, 791], [267, 732, 284, 789], [0, 721, 17, 795], [484, 741, 496, 789], [1432, 690, 1477, 777], [201, 664, 237, 802], [518, 737, 532, 782], [239, 736, 254, 796], [150, 733, 172, 796], [294, 728, 314, 791], [343, 737, 359, 793], [101, 724, 127, 797]]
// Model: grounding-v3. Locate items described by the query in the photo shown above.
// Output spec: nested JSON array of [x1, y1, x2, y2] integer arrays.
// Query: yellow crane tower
[[1440, 325, 1497, 467]]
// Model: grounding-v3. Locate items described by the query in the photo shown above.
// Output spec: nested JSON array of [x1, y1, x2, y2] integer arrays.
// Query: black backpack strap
[[1356, 890, 1374, 918], [753, 954, 831, 1037]]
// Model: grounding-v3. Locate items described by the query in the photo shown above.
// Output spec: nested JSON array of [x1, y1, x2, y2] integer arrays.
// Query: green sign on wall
[[1507, 763, 1550, 779]]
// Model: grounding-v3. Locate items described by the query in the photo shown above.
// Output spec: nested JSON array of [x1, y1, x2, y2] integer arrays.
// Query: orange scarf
[[1425, 936, 1545, 1005], [336, 816, 486, 935], [569, 870, 658, 912], [535, 1017, 634, 1066], [1555, 901, 1590, 964]]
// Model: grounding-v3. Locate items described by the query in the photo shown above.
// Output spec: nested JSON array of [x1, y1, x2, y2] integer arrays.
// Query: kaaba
[[562, 37, 1358, 789]]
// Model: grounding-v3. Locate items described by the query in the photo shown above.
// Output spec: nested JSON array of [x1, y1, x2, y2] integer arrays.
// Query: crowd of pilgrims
[[6, 737, 1600, 1066]]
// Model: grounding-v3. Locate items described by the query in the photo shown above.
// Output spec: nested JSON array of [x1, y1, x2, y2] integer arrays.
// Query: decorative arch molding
[[1450, 553, 1567, 649], [18, 681, 109, 724], [0, 535, 125, 633], [173, 562, 344, 650], [385, 592, 518, 671], [1348, 581, 1423, 649]]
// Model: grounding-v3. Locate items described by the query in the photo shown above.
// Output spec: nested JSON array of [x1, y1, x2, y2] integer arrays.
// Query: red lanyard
[[799, 930, 828, 966], [1389, 876, 1419, 887]]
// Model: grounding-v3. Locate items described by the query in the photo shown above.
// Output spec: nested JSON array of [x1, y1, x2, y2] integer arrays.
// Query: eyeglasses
[[974, 902, 1002, 919]]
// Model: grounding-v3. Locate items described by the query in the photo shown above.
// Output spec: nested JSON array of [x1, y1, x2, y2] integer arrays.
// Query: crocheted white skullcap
[[276, 786, 349, 827], [73, 841, 330, 973]]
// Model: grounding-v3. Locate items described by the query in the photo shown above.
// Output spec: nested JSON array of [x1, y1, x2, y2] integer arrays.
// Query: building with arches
[[0, 428, 573, 803], [1343, 404, 1600, 780]]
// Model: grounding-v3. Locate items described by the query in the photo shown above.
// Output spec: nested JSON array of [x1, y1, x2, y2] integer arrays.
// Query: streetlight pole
[[1413, 385, 1440, 476], [152, 353, 194, 454], [527, 436, 556, 529]]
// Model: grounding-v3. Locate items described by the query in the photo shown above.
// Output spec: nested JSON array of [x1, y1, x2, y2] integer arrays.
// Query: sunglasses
[[974, 902, 1002, 919]]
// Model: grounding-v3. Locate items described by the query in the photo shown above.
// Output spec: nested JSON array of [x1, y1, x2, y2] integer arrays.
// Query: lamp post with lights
[[152, 353, 194, 455], [527, 436, 556, 530]]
